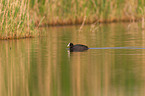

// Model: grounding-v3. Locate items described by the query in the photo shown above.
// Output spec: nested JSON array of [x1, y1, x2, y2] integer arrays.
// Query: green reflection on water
[[0, 23, 145, 96]]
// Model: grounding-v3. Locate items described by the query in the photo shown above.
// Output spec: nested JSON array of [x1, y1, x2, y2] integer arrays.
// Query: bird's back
[[70, 44, 88, 52]]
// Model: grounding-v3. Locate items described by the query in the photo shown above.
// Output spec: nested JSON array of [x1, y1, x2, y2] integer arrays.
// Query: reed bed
[[0, 0, 145, 39], [31, 0, 145, 26], [0, 0, 35, 39]]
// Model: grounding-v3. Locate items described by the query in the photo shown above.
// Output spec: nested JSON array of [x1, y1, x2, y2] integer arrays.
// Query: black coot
[[67, 43, 88, 52]]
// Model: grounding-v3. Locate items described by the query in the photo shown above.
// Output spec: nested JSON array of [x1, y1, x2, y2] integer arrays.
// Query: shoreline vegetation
[[0, 0, 145, 39], [33, 0, 145, 26], [0, 0, 36, 40]]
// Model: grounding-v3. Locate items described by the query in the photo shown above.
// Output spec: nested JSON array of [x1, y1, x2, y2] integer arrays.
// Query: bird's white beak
[[67, 43, 70, 47]]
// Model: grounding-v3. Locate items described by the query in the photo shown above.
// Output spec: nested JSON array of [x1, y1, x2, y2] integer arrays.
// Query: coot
[[67, 43, 88, 52]]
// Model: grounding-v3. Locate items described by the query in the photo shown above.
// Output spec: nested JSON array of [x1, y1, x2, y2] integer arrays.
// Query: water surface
[[0, 23, 145, 96]]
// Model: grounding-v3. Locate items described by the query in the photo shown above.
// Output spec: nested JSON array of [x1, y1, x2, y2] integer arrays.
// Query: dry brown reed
[[0, 0, 36, 39], [30, 0, 145, 26]]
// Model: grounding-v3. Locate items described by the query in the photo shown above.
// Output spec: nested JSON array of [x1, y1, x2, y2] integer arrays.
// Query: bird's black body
[[67, 43, 88, 52]]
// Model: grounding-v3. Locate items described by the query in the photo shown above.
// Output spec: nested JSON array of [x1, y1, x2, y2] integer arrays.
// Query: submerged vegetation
[[0, 0, 145, 39]]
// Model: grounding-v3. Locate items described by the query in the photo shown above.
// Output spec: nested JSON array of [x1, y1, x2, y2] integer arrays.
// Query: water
[[0, 23, 145, 96]]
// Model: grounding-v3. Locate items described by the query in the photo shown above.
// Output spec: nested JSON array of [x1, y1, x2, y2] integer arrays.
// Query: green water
[[0, 23, 145, 96]]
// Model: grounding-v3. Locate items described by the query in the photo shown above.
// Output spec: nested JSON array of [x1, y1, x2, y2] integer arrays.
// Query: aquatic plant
[[0, 0, 36, 39], [31, 0, 145, 26], [0, 0, 145, 40]]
